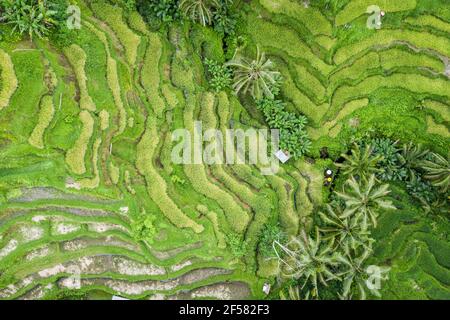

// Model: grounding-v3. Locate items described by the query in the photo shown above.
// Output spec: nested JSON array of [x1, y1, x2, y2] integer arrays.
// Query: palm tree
[[419, 196, 447, 215], [398, 142, 429, 179], [226, 46, 281, 99], [179, 0, 220, 26], [336, 143, 383, 182], [318, 204, 374, 253], [420, 152, 449, 193], [279, 285, 310, 300], [273, 230, 341, 298], [335, 175, 396, 228], [337, 250, 390, 300]]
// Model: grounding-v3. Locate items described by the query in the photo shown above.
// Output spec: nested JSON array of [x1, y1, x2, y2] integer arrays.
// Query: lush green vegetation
[[0, 0, 448, 301]]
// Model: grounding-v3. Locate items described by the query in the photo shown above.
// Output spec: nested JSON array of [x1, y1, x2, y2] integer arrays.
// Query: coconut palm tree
[[226, 46, 281, 99], [398, 142, 429, 179], [337, 249, 390, 300], [179, 0, 220, 26], [336, 143, 383, 182], [273, 230, 341, 298], [279, 285, 310, 300], [318, 204, 374, 253], [420, 152, 450, 193], [336, 175, 396, 228]]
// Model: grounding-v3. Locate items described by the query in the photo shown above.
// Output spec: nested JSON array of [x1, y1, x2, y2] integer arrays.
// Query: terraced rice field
[[0, 0, 449, 300]]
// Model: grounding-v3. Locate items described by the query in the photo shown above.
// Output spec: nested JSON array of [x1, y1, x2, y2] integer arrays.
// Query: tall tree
[[179, 0, 219, 26], [336, 143, 383, 182], [318, 204, 374, 253], [273, 230, 341, 298], [226, 46, 281, 99], [336, 175, 396, 228], [337, 249, 390, 300]]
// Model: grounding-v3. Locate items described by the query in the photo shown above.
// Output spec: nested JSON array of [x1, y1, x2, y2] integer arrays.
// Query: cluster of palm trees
[[339, 141, 449, 210], [274, 171, 394, 299], [273, 142, 399, 299], [274, 140, 449, 299]]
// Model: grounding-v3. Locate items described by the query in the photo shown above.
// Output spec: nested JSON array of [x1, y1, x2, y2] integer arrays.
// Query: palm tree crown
[[318, 204, 374, 253], [226, 46, 281, 99], [335, 175, 396, 228], [273, 230, 341, 298], [336, 143, 383, 182], [179, 0, 220, 26], [420, 152, 450, 193]]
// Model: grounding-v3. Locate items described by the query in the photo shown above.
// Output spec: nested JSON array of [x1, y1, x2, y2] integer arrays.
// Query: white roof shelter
[[275, 150, 291, 163]]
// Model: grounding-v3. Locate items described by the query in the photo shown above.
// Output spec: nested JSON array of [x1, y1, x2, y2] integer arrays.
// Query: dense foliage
[[136, 0, 237, 33], [256, 97, 311, 159], [204, 58, 232, 92], [0, 0, 58, 39]]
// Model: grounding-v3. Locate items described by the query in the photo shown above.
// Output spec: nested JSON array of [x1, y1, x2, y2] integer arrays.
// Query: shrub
[[406, 175, 436, 204], [258, 223, 286, 258], [212, 0, 237, 35], [0, 0, 58, 39], [204, 58, 232, 92], [47, 0, 78, 47], [137, 0, 181, 26], [131, 210, 157, 244], [226, 232, 248, 258], [369, 138, 407, 182], [256, 97, 311, 159]]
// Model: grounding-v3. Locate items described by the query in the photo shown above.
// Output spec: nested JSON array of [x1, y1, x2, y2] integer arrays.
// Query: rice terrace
[[0, 0, 449, 302]]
